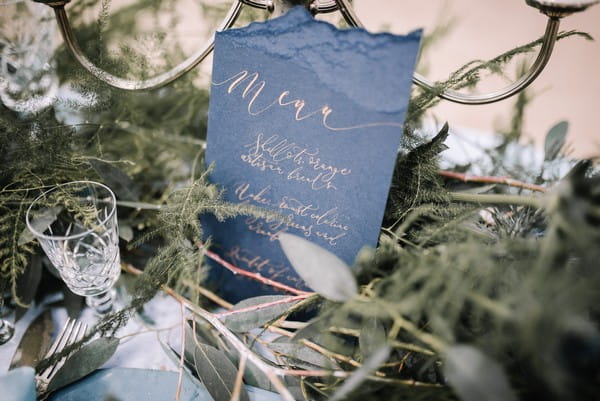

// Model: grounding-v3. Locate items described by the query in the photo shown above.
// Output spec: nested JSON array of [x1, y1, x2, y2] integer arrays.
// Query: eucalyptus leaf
[[329, 346, 391, 401], [544, 121, 568, 161], [193, 342, 250, 401], [269, 342, 338, 369], [444, 345, 517, 401], [222, 344, 275, 392], [89, 159, 140, 201], [279, 233, 358, 302], [186, 319, 220, 349], [359, 317, 386, 359], [18, 206, 62, 245], [47, 337, 119, 392], [9, 309, 53, 369], [224, 295, 299, 332]]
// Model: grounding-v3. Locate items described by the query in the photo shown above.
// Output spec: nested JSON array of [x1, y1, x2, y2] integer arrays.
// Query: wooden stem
[[439, 170, 548, 193]]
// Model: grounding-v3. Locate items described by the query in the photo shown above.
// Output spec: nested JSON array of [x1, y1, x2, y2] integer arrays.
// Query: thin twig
[[439, 170, 548, 193], [230, 354, 247, 401], [181, 278, 234, 309], [218, 293, 312, 317], [329, 327, 435, 356], [176, 301, 186, 401], [199, 242, 311, 296]]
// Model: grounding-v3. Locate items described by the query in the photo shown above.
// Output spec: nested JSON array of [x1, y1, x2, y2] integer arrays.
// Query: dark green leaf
[[544, 121, 568, 161], [359, 317, 386, 359], [89, 159, 140, 201], [329, 346, 391, 401], [9, 309, 54, 369], [18, 206, 62, 245], [269, 342, 338, 369], [444, 345, 517, 401], [279, 233, 358, 302], [48, 337, 119, 392], [224, 295, 299, 333], [223, 345, 275, 392], [193, 342, 250, 401], [186, 319, 223, 350]]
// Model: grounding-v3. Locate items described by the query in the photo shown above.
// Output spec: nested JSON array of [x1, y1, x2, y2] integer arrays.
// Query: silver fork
[[36, 318, 88, 395]]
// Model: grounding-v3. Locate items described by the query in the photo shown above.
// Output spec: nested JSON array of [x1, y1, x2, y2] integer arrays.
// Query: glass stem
[[86, 288, 116, 315], [0, 319, 14, 345]]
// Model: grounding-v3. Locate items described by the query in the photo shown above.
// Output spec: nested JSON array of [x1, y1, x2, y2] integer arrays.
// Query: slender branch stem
[[218, 293, 312, 317], [449, 191, 543, 208], [176, 302, 186, 401], [181, 278, 233, 309], [439, 170, 548, 193], [329, 327, 435, 356], [199, 242, 311, 296], [230, 354, 247, 401]]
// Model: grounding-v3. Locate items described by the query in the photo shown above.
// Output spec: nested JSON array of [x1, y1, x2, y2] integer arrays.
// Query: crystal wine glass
[[26, 181, 121, 315], [0, 0, 58, 113]]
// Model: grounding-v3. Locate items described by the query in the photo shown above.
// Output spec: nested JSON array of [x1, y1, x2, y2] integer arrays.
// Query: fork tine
[[44, 321, 87, 378], [42, 318, 74, 360], [36, 319, 88, 395], [38, 319, 84, 380]]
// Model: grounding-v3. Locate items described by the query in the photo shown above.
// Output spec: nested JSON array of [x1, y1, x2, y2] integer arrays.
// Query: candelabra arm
[[51, 2, 242, 91], [335, 0, 561, 105]]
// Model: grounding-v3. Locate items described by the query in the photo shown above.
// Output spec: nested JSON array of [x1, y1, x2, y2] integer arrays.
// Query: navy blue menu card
[[202, 7, 422, 302]]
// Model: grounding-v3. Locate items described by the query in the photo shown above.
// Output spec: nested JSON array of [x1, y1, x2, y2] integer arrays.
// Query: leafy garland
[[1, 2, 599, 401]]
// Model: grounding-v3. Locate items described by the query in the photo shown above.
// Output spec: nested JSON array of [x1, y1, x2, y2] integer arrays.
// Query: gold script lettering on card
[[242, 133, 352, 191], [212, 70, 404, 132], [233, 181, 349, 247]]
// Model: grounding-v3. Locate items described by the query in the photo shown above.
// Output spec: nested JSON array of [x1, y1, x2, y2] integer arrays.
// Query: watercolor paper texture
[[203, 7, 421, 301]]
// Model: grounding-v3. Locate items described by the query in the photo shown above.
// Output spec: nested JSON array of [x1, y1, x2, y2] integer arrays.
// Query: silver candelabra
[[32, 0, 599, 104]]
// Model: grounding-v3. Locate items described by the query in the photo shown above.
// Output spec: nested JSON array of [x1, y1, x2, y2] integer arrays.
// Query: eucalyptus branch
[[439, 170, 548, 193], [449, 191, 544, 209], [149, 274, 441, 394]]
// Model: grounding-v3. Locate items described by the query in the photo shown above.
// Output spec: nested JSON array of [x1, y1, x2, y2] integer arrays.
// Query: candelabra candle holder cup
[[26, 181, 121, 315], [0, 0, 58, 114]]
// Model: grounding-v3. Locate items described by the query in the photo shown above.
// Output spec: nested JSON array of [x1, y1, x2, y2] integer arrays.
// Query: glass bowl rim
[[25, 180, 117, 241]]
